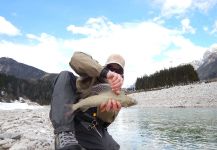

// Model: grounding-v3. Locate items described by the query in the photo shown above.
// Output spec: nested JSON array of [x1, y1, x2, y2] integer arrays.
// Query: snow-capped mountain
[[191, 60, 203, 70], [196, 45, 217, 80]]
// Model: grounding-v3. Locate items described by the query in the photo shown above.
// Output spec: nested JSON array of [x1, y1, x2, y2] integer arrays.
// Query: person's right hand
[[99, 99, 122, 112], [106, 70, 124, 95]]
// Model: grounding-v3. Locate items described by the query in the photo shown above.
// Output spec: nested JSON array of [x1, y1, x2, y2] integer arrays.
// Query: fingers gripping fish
[[65, 84, 137, 115]]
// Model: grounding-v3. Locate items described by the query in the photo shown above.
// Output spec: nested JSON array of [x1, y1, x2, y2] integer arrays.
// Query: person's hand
[[106, 71, 124, 95], [99, 99, 122, 112]]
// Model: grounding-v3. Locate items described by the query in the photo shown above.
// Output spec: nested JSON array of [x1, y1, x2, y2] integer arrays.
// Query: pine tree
[[135, 64, 199, 91]]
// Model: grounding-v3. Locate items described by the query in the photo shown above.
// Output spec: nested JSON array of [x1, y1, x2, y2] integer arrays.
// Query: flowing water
[[108, 107, 217, 150]]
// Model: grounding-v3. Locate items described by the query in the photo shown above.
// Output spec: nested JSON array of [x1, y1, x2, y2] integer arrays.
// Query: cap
[[105, 54, 125, 69]]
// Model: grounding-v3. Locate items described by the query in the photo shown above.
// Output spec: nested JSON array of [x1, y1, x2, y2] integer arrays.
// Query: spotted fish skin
[[67, 84, 137, 113]]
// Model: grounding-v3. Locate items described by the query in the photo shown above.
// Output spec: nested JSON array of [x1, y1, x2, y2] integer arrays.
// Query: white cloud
[[0, 17, 209, 87], [211, 20, 217, 34], [0, 33, 68, 73], [193, 0, 217, 12], [165, 36, 206, 65], [153, 0, 217, 17], [203, 26, 209, 32], [162, 0, 192, 16], [67, 16, 121, 38], [181, 18, 196, 34], [0, 16, 21, 36], [65, 17, 207, 87], [152, 16, 165, 25]]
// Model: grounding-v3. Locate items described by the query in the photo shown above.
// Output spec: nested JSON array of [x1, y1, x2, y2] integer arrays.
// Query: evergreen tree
[[135, 64, 199, 90], [0, 73, 54, 105]]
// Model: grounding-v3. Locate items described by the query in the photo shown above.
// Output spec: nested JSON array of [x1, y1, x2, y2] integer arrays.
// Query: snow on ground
[[0, 101, 43, 110], [0, 81, 217, 150]]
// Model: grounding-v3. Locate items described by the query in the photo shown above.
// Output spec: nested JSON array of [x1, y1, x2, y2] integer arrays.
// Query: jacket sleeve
[[69, 51, 108, 78]]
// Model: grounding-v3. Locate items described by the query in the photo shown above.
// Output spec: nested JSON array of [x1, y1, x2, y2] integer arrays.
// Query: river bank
[[129, 81, 217, 108], [0, 81, 217, 149]]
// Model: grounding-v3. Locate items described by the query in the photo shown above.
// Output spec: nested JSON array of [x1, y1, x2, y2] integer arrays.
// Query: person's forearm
[[69, 51, 104, 77]]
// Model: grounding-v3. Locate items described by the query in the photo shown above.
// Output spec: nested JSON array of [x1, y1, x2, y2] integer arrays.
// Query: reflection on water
[[108, 107, 217, 150]]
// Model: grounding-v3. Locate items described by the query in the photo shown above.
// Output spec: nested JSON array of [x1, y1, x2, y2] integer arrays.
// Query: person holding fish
[[49, 51, 132, 150]]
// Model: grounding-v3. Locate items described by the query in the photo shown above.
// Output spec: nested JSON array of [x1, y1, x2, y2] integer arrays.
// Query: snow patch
[[0, 101, 43, 110]]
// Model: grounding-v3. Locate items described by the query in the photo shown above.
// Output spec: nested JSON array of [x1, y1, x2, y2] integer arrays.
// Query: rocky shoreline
[[129, 81, 217, 108], [0, 107, 54, 150]]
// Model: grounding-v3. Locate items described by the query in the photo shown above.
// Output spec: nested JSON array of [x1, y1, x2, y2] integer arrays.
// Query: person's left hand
[[106, 71, 124, 95], [99, 99, 122, 112]]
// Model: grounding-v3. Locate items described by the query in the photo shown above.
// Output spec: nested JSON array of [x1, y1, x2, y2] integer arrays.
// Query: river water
[[108, 107, 217, 150]]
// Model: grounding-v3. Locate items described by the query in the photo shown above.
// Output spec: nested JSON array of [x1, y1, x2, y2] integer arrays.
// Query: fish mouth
[[132, 99, 138, 105], [128, 99, 137, 106]]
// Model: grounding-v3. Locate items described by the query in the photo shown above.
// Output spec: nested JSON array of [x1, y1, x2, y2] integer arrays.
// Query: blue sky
[[0, 0, 217, 87]]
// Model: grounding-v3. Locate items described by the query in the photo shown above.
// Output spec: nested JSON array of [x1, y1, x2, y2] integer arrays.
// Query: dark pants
[[49, 71, 120, 150]]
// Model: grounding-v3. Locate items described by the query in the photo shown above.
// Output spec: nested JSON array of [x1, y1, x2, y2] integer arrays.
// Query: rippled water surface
[[108, 108, 217, 150]]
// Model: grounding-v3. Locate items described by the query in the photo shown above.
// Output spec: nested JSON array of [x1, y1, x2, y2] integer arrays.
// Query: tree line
[[1, 64, 199, 104], [135, 64, 199, 90], [0, 73, 54, 105]]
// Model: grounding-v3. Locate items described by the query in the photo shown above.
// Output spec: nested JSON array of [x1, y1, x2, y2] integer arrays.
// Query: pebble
[[0, 107, 54, 150]]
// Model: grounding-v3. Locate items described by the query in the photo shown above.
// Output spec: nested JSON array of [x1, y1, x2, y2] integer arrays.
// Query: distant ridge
[[0, 57, 58, 104], [0, 57, 57, 81]]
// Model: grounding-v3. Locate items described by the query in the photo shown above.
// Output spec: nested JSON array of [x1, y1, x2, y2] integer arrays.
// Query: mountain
[[0, 57, 58, 104], [0, 57, 57, 81], [190, 60, 203, 70], [196, 46, 217, 80], [0, 57, 46, 80]]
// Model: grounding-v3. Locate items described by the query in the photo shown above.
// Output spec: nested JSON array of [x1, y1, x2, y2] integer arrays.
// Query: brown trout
[[66, 84, 137, 113]]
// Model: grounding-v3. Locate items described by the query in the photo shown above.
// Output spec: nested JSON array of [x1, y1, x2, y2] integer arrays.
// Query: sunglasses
[[106, 64, 124, 75]]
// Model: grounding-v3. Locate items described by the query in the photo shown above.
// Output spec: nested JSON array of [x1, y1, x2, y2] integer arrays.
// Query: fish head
[[121, 94, 138, 107]]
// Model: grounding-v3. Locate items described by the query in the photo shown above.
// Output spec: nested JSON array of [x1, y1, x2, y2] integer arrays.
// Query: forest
[[0, 73, 54, 105], [0, 64, 199, 104], [135, 64, 199, 90]]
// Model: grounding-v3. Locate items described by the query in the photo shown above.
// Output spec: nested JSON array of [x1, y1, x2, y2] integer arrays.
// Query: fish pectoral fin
[[64, 104, 73, 110], [64, 104, 75, 119], [80, 107, 89, 112]]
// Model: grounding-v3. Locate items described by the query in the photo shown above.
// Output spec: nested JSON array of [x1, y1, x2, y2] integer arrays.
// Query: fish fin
[[64, 104, 76, 119], [80, 107, 89, 112], [78, 98, 85, 102]]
